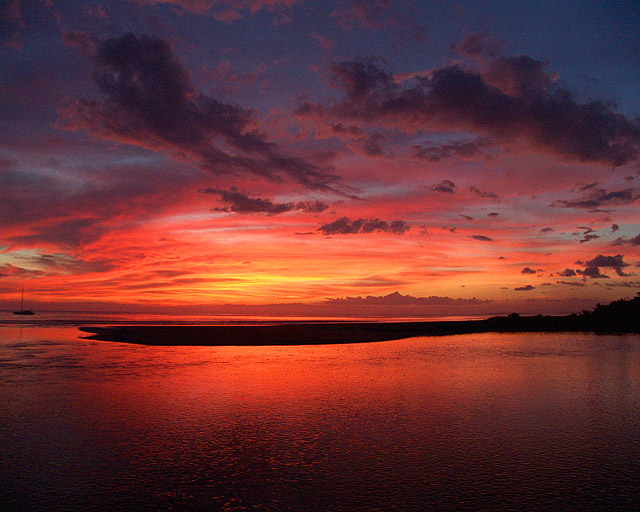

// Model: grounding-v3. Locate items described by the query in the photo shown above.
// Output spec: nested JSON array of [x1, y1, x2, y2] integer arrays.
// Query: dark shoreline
[[80, 314, 640, 346]]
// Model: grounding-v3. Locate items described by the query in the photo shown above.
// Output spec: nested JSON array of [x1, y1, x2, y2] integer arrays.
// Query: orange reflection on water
[[2, 327, 640, 511]]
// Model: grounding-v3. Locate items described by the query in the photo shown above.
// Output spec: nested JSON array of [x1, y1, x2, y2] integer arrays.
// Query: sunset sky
[[1, 0, 639, 316]]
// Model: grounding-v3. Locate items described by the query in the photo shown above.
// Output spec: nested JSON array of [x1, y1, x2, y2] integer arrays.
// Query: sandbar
[[79, 314, 638, 346]]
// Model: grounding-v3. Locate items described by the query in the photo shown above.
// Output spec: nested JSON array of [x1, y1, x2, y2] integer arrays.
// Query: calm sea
[[1, 318, 639, 511]]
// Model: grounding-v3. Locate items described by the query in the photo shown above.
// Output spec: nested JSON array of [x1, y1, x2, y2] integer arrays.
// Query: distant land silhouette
[[81, 294, 640, 346], [483, 292, 640, 334]]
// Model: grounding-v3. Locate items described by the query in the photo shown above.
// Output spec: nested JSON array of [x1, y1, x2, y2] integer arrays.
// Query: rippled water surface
[[1, 326, 639, 511]]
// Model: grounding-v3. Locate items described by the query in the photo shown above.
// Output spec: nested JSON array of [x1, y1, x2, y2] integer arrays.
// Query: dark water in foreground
[[1, 325, 639, 511]]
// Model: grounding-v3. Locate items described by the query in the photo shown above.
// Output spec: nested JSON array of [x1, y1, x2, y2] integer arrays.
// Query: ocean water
[[1, 322, 639, 511]]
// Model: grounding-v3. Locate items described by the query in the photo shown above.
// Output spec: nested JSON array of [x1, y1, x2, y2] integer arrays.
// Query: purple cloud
[[430, 180, 456, 193], [613, 232, 640, 246], [299, 57, 640, 166], [577, 254, 630, 278], [470, 235, 493, 242], [319, 217, 410, 235], [469, 186, 499, 200], [413, 138, 489, 162], [204, 188, 328, 214], [62, 33, 338, 191], [552, 187, 638, 210]]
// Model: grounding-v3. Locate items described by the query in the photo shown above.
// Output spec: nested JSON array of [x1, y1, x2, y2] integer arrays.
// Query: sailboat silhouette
[[13, 288, 35, 315]]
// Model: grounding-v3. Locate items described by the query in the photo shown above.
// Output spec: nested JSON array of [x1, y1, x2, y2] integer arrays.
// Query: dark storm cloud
[[63, 33, 338, 191], [412, 138, 488, 162], [470, 235, 493, 242], [469, 186, 499, 200], [299, 57, 640, 166], [557, 268, 577, 277], [514, 285, 535, 291], [552, 187, 638, 210], [430, 180, 456, 193], [324, 291, 490, 306], [521, 267, 536, 274], [576, 254, 630, 278], [612, 232, 640, 246], [318, 217, 410, 235], [203, 188, 328, 214]]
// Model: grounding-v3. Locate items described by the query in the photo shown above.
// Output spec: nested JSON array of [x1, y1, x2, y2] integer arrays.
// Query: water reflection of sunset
[[2, 327, 639, 509]]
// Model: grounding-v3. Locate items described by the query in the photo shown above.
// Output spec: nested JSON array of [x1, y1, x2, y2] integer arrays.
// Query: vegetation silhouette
[[486, 292, 640, 333]]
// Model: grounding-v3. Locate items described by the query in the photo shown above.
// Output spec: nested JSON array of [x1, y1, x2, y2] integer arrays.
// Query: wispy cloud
[[552, 187, 638, 210], [612, 232, 640, 246]]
